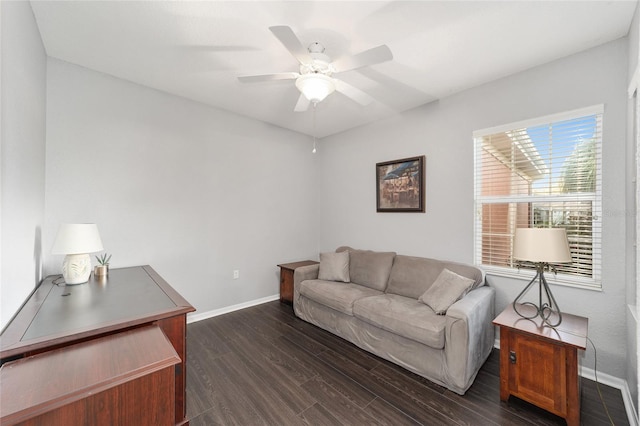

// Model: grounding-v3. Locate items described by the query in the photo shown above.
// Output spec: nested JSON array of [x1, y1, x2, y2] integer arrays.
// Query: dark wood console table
[[0, 265, 195, 425]]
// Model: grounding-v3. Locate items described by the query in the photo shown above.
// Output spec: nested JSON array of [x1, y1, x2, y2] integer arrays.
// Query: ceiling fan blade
[[331, 45, 393, 73], [238, 72, 298, 83], [294, 94, 310, 112], [269, 26, 312, 65], [334, 79, 374, 106]]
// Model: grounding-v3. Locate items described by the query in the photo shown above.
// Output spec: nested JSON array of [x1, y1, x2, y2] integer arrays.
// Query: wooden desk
[[0, 265, 195, 425], [1, 325, 180, 425], [277, 260, 319, 304], [493, 304, 588, 426]]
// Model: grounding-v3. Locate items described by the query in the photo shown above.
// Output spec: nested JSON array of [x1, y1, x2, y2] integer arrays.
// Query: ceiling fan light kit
[[296, 73, 335, 103]]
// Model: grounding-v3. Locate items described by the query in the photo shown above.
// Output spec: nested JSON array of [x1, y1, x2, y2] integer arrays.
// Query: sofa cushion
[[342, 249, 396, 291], [353, 294, 447, 349], [386, 255, 485, 299], [419, 269, 475, 315], [299, 280, 383, 316], [385, 256, 442, 298], [318, 251, 350, 282]]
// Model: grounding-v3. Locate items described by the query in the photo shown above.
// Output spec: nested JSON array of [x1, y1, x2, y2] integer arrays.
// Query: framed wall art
[[376, 155, 425, 212]]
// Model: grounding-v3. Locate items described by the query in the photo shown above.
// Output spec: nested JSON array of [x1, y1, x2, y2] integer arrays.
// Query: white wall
[[628, 0, 640, 416], [43, 59, 319, 315], [318, 38, 629, 379], [629, 3, 639, 81], [0, 2, 47, 329]]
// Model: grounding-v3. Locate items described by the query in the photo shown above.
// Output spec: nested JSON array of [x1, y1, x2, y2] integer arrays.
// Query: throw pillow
[[348, 249, 396, 291], [318, 251, 350, 283], [419, 268, 475, 315]]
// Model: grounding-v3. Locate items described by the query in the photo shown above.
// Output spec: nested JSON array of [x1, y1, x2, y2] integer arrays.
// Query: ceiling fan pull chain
[[312, 102, 318, 154]]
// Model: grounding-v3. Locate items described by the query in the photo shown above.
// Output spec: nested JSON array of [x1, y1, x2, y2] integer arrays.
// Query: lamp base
[[513, 263, 562, 327], [62, 253, 92, 285]]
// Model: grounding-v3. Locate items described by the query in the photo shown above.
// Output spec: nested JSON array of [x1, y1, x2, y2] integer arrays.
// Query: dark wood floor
[[186, 301, 629, 425]]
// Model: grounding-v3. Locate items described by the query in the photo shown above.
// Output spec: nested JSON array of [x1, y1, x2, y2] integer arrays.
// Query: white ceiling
[[30, 1, 637, 138]]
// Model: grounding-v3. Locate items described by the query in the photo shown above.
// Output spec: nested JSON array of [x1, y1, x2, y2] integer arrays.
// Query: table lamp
[[52, 223, 104, 285], [512, 227, 572, 327]]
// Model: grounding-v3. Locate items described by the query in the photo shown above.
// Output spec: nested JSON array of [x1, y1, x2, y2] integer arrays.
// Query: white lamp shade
[[52, 223, 104, 255], [513, 228, 572, 263], [295, 73, 335, 102]]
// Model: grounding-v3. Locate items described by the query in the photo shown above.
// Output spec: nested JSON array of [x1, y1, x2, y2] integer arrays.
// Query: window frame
[[473, 105, 604, 290]]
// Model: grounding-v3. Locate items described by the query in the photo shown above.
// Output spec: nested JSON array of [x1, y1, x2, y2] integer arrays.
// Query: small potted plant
[[94, 253, 112, 277]]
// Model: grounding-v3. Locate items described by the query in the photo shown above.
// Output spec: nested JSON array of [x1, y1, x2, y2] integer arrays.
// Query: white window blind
[[473, 105, 603, 289]]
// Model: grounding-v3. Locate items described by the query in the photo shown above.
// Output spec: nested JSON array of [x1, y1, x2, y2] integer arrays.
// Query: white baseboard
[[580, 367, 638, 426], [494, 339, 638, 426], [187, 294, 280, 324]]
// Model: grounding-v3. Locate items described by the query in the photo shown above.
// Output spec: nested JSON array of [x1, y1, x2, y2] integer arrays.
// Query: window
[[473, 106, 603, 289]]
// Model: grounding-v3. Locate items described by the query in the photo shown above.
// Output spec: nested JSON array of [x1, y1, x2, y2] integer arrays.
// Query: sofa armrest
[[293, 264, 319, 311], [443, 285, 495, 394]]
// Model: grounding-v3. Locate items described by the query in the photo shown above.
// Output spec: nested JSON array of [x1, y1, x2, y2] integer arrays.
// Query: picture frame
[[376, 155, 425, 212]]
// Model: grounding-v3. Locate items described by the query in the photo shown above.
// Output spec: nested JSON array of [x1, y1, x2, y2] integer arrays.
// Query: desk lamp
[[512, 228, 572, 327], [52, 223, 104, 285]]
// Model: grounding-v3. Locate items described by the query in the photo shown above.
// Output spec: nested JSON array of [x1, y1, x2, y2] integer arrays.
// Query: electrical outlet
[[233, 270, 239, 279]]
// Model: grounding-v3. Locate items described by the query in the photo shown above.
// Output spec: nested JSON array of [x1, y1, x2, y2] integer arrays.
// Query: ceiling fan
[[238, 26, 393, 112]]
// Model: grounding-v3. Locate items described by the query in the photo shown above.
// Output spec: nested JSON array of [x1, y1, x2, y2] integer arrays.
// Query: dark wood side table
[[493, 304, 588, 426], [0, 265, 195, 426], [277, 260, 319, 304]]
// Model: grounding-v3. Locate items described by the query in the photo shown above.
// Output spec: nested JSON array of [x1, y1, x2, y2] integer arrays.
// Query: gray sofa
[[293, 247, 495, 395]]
